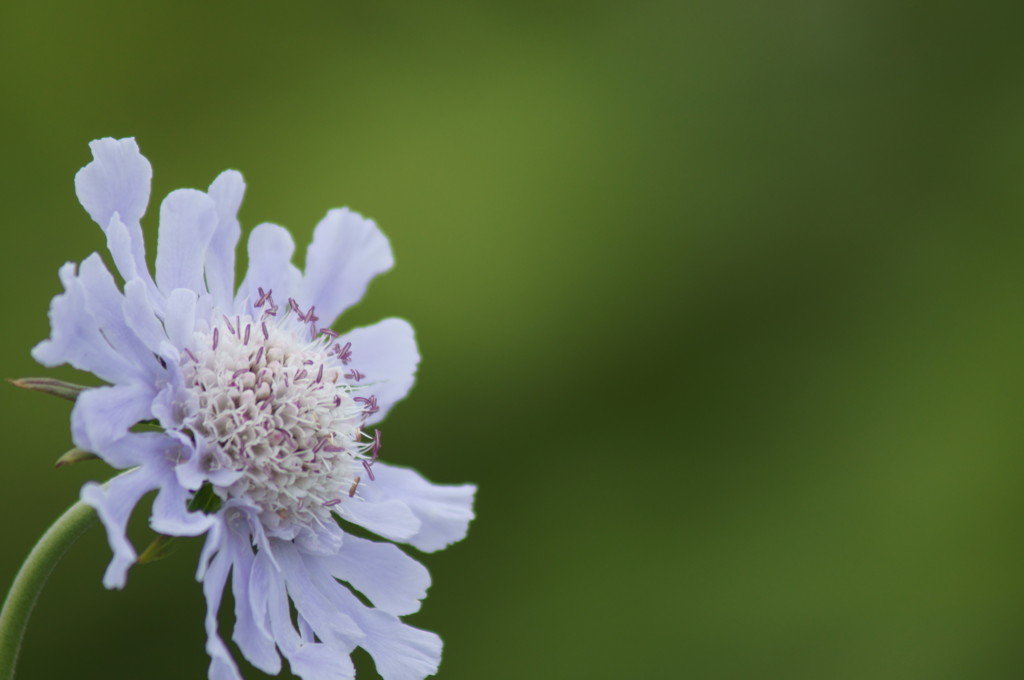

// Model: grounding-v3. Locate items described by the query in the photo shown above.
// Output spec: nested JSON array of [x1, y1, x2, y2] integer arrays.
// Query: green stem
[[0, 494, 99, 679]]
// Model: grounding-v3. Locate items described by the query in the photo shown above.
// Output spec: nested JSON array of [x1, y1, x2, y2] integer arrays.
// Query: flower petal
[[81, 465, 165, 589], [285, 644, 356, 680], [300, 552, 441, 680], [122, 278, 167, 353], [275, 541, 363, 649], [327, 534, 430, 616], [198, 528, 244, 680], [236, 223, 302, 313], [359, 463, 476, 553], [71, 383, 157, 456], [348, 605, 441, 680], [85, 429, 175, 472], [155, 188, 218, 296], [294, 520, 344, 556], [225, 526, 280, 674], [104, 212, 138, 281], [337, 496, 421, 543], [151, 477, 215, 537], [205, 170, 245, 311], [174, 436, 244, 492], [150, 365, 195, 433], [76, 254, 159, 379], [36, 253, 161, 383], [298, 208, 394, 327], [164, 288, 198, 350], [339, 318, 419, 426], [259, 549, 357, 680], [33, 263, 142, 384], [74, 137, 152, 278]]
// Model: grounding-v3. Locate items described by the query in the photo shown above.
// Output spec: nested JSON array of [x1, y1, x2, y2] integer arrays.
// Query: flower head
[[33, 138, 476, 680]]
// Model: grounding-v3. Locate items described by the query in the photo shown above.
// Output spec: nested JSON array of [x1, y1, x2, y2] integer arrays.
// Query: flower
[[32, 138, 476, 680]]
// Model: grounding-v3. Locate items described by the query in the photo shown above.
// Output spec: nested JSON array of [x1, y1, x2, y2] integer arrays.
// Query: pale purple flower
[[32, 138, 476, 680]]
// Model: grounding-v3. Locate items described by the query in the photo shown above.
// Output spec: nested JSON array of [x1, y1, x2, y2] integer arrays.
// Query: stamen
[[322, 498, 342, 507], [348, 477, 361, 497], [335, 342, 353, 364], [253, 346, 264, 364], [262, 322, 269, 340], [345, 369, 365, 382], [222, 315, 236, 334], [244, 324, 251, 345], [354, 395, 379, 416], [362, 460, 376, 481], [371, 429, 382, 461], [212, 328, 219, 350], [316, 364, 324, 383], [183, 348, 198, 362]]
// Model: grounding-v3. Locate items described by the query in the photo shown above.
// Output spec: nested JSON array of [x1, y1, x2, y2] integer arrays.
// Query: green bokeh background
[[2, 2, 1024, 678]]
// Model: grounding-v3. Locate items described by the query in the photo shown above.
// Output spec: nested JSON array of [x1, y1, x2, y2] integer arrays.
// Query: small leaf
[[8, 377, 89, 402], [54, 448, 100, 468], [137, 534, 180, 565], [187, 482, 222, 513]]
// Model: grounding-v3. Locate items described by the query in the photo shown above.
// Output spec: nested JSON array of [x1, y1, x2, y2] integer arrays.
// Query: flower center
[[181, 295, 377, 537]]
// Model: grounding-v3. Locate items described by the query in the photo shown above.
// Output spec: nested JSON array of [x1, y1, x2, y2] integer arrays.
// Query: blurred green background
[[2, 1, 1024, 678]]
